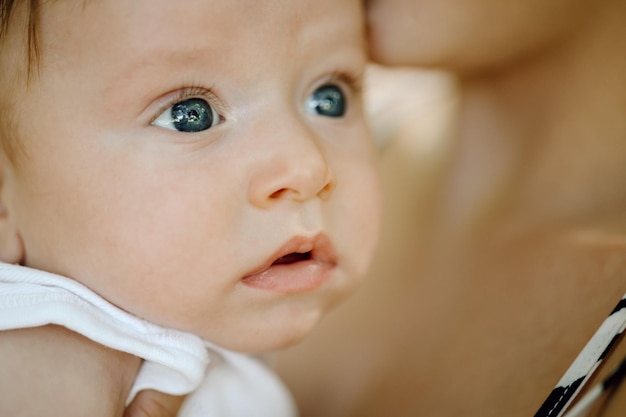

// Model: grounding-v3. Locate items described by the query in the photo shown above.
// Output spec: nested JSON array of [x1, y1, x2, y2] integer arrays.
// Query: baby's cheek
[[339, 175, 382, 276]]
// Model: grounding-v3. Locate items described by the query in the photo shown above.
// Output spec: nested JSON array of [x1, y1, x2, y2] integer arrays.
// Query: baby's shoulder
[[0, 325, 141, 416]]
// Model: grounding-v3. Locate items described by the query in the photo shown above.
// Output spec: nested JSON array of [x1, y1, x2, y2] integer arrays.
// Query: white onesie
[[0, 263, 297, 417]]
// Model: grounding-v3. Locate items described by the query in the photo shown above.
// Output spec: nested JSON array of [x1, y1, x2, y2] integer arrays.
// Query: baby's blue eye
[[152, 98, 220, 133], [307, 84, 346, 118]]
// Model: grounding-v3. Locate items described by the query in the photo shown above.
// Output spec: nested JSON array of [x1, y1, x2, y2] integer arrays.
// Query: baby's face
[[3, 0, 381, 352]]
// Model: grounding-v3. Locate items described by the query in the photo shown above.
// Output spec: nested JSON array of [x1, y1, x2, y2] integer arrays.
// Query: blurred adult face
[[366, 0, 604, 73]]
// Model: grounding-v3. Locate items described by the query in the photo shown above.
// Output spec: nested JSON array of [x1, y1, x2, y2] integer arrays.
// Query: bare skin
[[0, 325, 185, 417], [125, 391, 186, 417], [277, 0, 626, 415], [0, 0, 376, 414]]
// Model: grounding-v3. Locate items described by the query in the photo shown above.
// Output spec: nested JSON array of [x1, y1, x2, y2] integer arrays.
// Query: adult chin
[[365, 0, 422, 67], [365, 0, 601, 76]]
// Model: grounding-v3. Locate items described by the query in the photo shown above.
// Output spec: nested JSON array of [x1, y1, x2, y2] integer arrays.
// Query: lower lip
[[242, 260, 335, 294]]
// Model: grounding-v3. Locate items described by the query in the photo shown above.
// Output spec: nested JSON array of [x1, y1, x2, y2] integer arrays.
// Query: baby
[[0, 0, 381, 415]]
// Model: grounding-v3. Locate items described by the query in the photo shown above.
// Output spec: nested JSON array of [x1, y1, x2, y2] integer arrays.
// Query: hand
[[124, 390, 186, 417]]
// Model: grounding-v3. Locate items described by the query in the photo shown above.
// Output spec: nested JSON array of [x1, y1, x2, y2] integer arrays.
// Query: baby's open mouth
[[242, 234, 337, 293], [272, 251, 313, 265]]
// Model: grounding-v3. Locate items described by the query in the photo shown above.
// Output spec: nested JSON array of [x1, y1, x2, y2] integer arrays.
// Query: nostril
[[269, 188, 288, 199], [269, 182, 333, 201], [317, 182, 335, 200]]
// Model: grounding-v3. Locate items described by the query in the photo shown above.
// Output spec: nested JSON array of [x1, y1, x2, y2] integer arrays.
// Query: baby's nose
[[247, 122, 335, 208]]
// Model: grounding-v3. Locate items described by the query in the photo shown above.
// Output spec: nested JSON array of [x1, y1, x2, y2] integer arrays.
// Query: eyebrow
[[97, 39, 240, 125], [102, 44, 218, 100], [119, 44, 213, 79]]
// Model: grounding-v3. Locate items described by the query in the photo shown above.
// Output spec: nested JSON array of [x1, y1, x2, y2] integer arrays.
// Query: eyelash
[[323, 70, 363, 98], [150, 86, 226, 125], [149, 70, 362, 125]]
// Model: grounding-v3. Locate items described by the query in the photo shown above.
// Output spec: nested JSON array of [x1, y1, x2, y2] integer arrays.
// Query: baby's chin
[[196, 309, 326, 354]]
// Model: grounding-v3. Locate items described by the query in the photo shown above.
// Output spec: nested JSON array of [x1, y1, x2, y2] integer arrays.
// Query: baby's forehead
[[48, 2, 361, 60], [1, 0, 367, 121], [35, 1, 363, 82]]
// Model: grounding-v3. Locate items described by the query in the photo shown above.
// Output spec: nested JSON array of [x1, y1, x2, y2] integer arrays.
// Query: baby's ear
[[0, 159, 24, 264]]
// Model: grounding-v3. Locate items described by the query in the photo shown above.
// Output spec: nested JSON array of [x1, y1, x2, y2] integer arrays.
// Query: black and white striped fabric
[[535, 294, 626, 417]]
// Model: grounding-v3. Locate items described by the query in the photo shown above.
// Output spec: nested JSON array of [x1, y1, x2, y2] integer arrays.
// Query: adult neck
[[441, 1, 626, 237]]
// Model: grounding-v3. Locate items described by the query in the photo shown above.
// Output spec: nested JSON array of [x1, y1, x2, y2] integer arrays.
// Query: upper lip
[[244, 233, 337, 277]]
